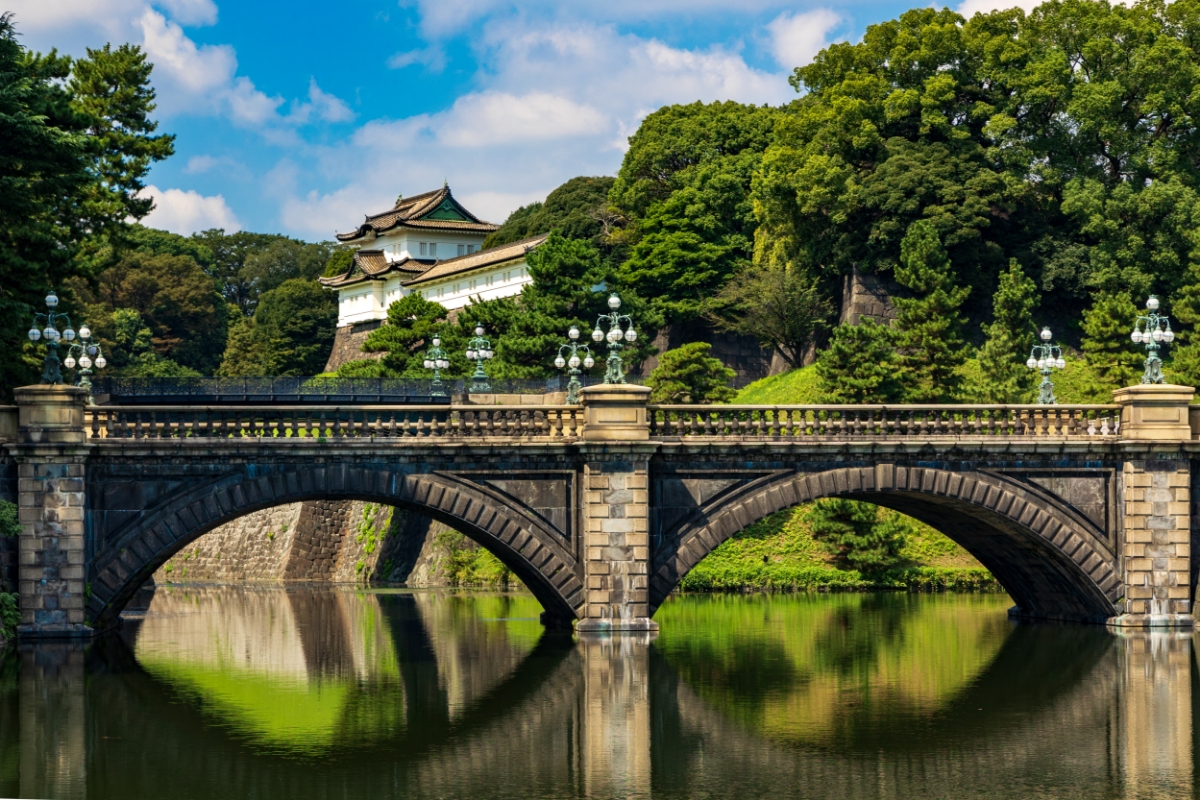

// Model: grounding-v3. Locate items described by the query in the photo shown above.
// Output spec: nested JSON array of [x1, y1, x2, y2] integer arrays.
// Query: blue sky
[[7, 0, 1017, 241]]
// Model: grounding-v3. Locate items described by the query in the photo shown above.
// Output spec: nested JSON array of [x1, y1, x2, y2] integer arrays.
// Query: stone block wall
[[1123, 459, 1191, 619], [579, 457, 654, 630], [324, 321, 385, 372], [840, 264, 901, 326], [149, 499, 464, 588]]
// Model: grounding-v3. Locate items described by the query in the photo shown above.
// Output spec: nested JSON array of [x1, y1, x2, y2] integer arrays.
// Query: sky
[[6, 0, 1028, 242]]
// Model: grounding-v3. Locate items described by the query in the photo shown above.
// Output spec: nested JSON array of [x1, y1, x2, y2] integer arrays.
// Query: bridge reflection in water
[[0, 589, 1196, 800]]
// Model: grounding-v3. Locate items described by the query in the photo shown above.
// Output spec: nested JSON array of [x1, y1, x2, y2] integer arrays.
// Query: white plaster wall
[[334, 261, 532, 325]]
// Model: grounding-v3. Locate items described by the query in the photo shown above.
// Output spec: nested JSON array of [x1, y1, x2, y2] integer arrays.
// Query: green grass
[[732, 365, 822, 404], [679, 504, 999, 594]]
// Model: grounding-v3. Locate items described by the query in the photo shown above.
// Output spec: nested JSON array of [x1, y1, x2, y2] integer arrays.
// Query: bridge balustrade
[[85, 404, 585, 440], [648, 404, 1122, 439]]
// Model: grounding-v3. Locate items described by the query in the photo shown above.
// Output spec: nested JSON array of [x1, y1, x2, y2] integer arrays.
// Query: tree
[[252, 280, 337, 376], [0, 15, 172, 395], [893, 220, 970, 402], [71, 251, 227, 374], [805, 499, 906, 575], [240, 238, 334, 297], [484, 176, 616, 248], [104, 308, 199, 377], [975, 260, 1039, 403], [343, 292, 449, 377], [217, 313, 266, 377], [646, 343, 736, 403], [611, 101, 781, 326], [191, 229, 291, 316], [815, 320, 903, 404], [711, 262, 832, 368], [322, 248, 355, 278], [1081, 291, 1142, 398]]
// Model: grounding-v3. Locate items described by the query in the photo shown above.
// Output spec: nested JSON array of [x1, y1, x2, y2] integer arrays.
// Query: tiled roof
[[403, 234, 548, 287], [318, 251, 433, 288], [335, 185, 498, 242]]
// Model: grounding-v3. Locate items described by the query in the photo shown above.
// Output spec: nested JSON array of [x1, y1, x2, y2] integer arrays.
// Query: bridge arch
[[86, 464, 584, 630], [650, 465, 1121, 623]]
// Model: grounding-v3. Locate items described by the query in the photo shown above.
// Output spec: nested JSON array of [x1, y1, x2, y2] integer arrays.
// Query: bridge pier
[[577, 385, 658, 633], [1112, 385, 1195, 628], [11, 387, 92, 639]]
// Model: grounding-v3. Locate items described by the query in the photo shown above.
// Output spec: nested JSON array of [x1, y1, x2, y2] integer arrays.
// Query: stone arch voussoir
[[88, 466, 582, 629], [650, 466, 1119, 624]]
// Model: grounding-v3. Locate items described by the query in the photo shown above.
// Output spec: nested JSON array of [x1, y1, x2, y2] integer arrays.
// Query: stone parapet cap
[[581, 384, 652, 442], [1113, 382, 1195, 442]]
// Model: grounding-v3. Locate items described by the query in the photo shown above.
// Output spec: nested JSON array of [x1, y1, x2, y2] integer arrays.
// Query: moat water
[[0, 587, 1195, 799]]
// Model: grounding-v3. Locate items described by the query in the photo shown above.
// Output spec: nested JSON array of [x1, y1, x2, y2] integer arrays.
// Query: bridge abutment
[[11, 387, 92, 639]]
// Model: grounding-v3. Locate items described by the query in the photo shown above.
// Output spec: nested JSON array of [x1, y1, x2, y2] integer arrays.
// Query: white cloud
[[387, 46, 447, 72], [767, 9, 843, 71], [138, 9, 235, 96], [288, 78, 355, 125], [154, 0, 217, 26], [436, 91, 608, 146], [140, 185, 242, 234]]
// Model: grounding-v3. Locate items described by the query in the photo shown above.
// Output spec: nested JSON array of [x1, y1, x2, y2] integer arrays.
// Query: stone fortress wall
[[151, 500, 468, 587]]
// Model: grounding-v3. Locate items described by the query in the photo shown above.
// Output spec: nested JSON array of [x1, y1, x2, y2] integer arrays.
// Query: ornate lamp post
[[63, 325, 107, 403], [1131, 295, 1174, 384], [466, 325, 495, 393], [591, 293, 637, 384], [554, 325, 595, 404], [422, 336, 450, 398], [26, 291, 78, 385], [1025, 326, 1065, 404]]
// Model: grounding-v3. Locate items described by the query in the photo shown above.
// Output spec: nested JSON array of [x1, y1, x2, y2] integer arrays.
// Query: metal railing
[[90, 375, 615, 404], [648, 404, 1123, 439], [86, 405, 584, 440]]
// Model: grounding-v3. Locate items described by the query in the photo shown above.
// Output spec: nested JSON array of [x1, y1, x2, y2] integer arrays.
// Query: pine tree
[[805, 499, 906, 575], [892, 220, 970, 402], [647, 343, 736, 403], [1168, 263, 1200, 386], [1081, 292, 1141, 398], [975, 260, 1038, 403], [815, 319, 903, 404], [349, 292, 449, 377]]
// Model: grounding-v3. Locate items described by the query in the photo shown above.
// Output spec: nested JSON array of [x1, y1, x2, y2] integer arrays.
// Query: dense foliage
[[484, 176, 615, 248], [0, 14, 173, 396], [647, 343, 736, 403]]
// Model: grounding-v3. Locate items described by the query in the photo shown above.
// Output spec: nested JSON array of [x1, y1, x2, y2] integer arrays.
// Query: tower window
[[419, 242, 427, 256], [457, 244, 465, 256], [429, 243, 437, 257]]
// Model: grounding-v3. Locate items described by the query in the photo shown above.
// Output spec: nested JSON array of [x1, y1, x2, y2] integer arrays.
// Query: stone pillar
[[12, 386, 93, 638], [577, 385, 658, 632], [579, 632, 653, 797], [1113, 384, 1195, 628], [19, 643, 87, 800]]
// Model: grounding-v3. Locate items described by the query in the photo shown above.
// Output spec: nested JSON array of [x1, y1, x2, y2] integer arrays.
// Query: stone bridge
[[2, 382, 1199, 638]]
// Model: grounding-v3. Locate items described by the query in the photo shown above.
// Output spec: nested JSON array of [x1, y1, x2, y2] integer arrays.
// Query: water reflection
[[0, 588, 1197, 799]]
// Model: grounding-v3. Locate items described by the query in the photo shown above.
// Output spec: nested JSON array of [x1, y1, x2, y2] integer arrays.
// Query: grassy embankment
[[683, 367, 999, 593]]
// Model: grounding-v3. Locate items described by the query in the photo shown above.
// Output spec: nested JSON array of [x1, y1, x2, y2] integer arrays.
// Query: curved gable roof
[[335, 185, 499, 242]]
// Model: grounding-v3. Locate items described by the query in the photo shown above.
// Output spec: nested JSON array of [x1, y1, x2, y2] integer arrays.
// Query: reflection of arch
[[82, 626, 580, 798], [651, 466, 1120, 623], [651, 624, 1119, 793], [87, 466, 583, 629]]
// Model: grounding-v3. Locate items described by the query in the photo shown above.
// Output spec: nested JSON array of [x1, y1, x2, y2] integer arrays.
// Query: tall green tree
[[484, 176, 616, 248], [253, 280, 338, 376], [893, 220, 970, 402], [611, 101, 780, 326], [712, 262, 832, 368], [975, 260, 1039, 402], [240, 238, 334, 297], [815, 320, 903, 404], [191, 229, 291, 316], [1081, 291, 1142, 398], [0, 15, 172, 395]]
